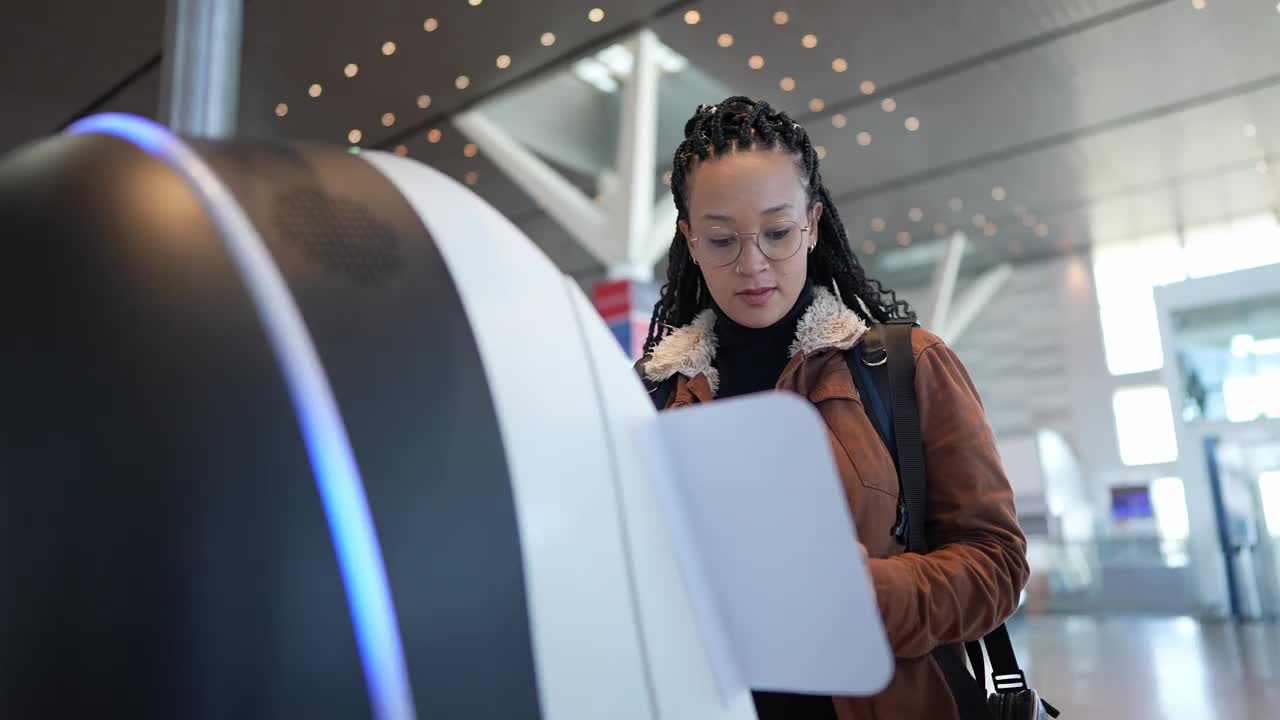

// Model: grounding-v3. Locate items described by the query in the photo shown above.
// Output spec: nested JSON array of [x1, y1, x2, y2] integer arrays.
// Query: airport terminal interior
[[5, 1, 1280, 718]]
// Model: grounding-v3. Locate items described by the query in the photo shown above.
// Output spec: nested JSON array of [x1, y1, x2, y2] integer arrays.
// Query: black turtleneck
[[716, 283, 839, 720], [713, 283, 815, 399]]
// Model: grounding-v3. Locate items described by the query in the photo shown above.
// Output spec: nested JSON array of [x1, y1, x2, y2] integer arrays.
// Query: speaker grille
[[273, 188, 404, 286]]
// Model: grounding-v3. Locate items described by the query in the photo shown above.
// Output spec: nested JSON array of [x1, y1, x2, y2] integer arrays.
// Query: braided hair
[[643, 96, 914, 355]]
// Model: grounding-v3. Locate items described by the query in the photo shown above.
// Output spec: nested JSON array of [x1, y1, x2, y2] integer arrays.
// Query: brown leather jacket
[[641, 288, 1029, 720]]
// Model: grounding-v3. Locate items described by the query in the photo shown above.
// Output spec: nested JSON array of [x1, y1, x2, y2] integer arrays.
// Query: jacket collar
[[643, 286, 868, 395]]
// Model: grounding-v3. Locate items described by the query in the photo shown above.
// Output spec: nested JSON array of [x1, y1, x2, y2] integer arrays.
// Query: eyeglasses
[[692, 220, 811, 268]]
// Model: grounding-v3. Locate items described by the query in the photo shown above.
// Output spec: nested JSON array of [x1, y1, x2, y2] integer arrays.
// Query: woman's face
[[679, 149, 822, 329]]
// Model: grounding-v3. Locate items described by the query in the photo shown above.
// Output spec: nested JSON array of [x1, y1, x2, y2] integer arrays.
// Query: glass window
[[1094, 213, 1280, 376], [1222, 372, 1280, 423], [1259, 471, 1280, 538], [1092, 233, 1184, 375], [1183, 213, 1280, 280], [1150, 476, 1191, 541], [1113, 385, 1179, 466]]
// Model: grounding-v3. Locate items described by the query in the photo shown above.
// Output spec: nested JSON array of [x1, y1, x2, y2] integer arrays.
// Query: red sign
[[592, 279, 632, 322]]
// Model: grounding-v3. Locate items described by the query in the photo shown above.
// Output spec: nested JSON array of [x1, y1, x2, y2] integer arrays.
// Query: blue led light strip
[[69, 114, 417, 720]]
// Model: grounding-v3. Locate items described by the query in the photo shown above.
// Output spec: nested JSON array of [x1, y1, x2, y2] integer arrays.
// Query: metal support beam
[[939, 262, 1014, 345], [159, 0, 242, 137], [455, 29, 672, 280], [454, 110, 613, 267], [645, 199, 680, 268], [615, 29, 661, 281], [924, 232, 967, 332]]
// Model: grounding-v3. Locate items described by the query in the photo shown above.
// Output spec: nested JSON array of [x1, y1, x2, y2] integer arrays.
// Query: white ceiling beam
[[453, 109, 614, 267], [922, 232, 967, 332], [939, 262, 1015, 345]]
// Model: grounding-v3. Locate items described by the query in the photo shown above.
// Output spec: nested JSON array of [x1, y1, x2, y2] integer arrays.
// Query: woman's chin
[[726, 295, 787, 328]]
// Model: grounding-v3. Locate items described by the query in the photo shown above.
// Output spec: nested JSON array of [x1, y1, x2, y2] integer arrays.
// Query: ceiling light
[[809, 97, 825, 112], [464, 171, 480, 186], [393, 145, 408, 157], [417, 94, 431, 109], [773, 10, 790, 25], [832, 113, 847, 128], [908, 208, 923, 222], [749, 55, 765, 70], [881, 97, 897, 113], [382, 41, 396, 56], [423, 17, 438, 32], [984, 223, 997, 237], [972, 213, 987, 228], [588, 8, 605, 22], [870, 217, 886, 232], [1035, 223, 1050, 238], [832, 58, 848, 73], [991, 186, 1007, 201], [684, 9, 701, 24], [455, 75, 471, 89], [904, 116, 920, 131], [344, 63, 359, 78], [949, 198, 964, 212], [897, 231, 912, 247], [469, 0, 482, 6], [802, 34, 818, 49], [463, 143, 479, 158], [496, 54, 511, 69], [856, 131, 872, 146], [815, 145, 827, 160], [381, 112, 396, 127], [308, 83, 322, 98], [860, 80, 876, 95], [274, 103, 288, 117], [1245, 123, 1258, 138], [780, 76, 796, 92], [427, 128, 442, 143], [933, 223, 948, 237], [541, 32, 557, 46], [718, 33, 734, 47], [861, 240, 877, 256], [1191, 0, 1206, 8], [348, 129, 362, 144]]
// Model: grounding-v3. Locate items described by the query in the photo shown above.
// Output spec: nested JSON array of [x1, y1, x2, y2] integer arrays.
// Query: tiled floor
[[1009, 615, 1280, 719]]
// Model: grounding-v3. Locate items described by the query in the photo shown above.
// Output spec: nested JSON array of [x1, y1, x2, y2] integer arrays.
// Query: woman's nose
[[736, 238, 769, 275]]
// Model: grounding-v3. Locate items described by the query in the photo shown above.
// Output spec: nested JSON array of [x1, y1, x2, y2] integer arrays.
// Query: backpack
[[641, 322, 1060, 720]]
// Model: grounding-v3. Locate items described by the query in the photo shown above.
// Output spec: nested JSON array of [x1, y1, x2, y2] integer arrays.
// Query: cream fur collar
[[643, 287, 868, 395]]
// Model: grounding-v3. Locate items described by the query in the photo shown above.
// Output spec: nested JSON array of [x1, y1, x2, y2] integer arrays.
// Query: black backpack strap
[[847, 326, 894, 459], [846, 327, 908, 544], [880, 322, 929, 556], [982, 625, 1060, 717], [857, 322, 1056, 719], [879, 324, 994, 720]]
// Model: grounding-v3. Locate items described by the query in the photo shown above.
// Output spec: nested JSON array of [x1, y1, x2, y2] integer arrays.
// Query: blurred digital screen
[[1110, 485, 1154, 520]]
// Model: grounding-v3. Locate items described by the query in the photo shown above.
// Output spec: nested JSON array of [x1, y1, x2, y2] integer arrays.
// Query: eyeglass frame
[[688, 219, 815, 268]]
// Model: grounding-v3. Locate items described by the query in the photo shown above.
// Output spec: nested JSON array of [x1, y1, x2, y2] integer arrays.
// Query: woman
[[638, 97, 1029, 719]]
